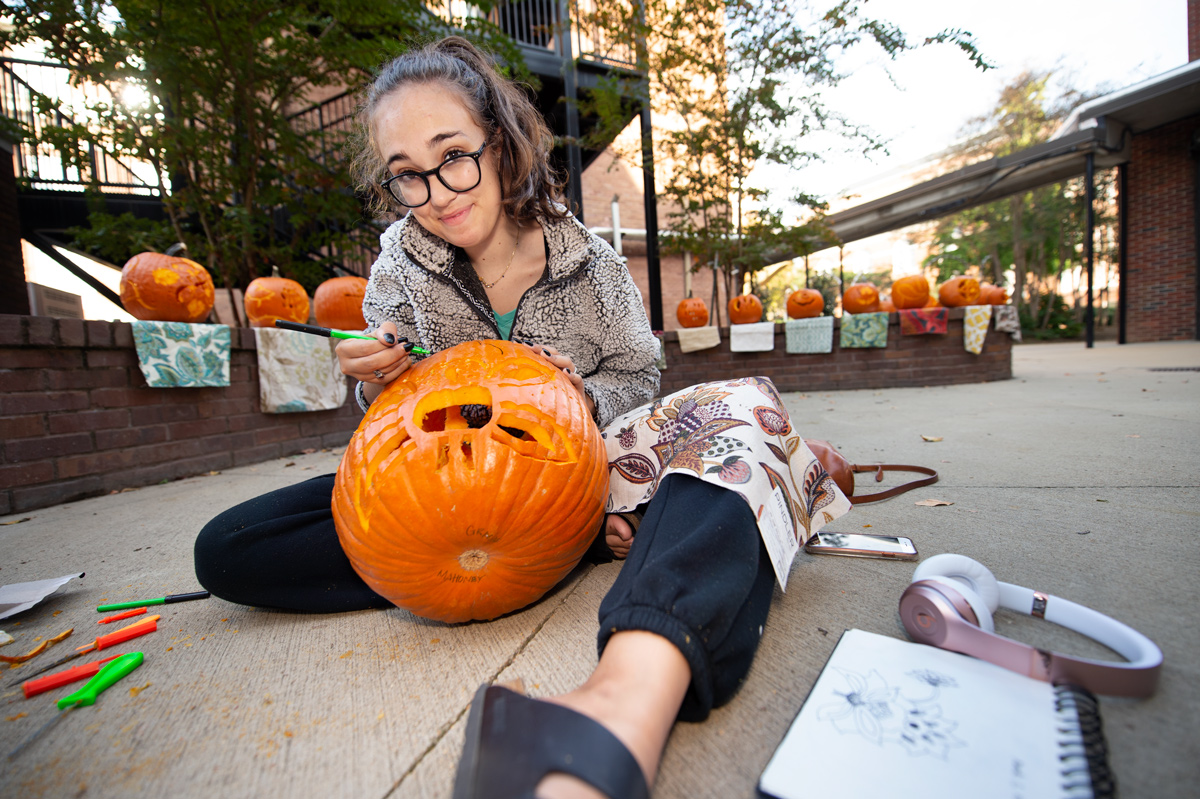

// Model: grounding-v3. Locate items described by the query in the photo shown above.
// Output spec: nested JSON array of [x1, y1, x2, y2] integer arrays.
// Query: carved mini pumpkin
[[891, 275, 931, 309], [314, 276, 368, 330], [119, 252, 215, 323], [728, 294, 764, 325], [938, 276, 982, 307], [244, 274, 310, 327], [676, 297, 709, 328], [786, 288, 823, 319], [333, 340, 609, 623], [842, 283, 880, 314], [878, 298, 896, 313], [979, 282, 1009, 305]]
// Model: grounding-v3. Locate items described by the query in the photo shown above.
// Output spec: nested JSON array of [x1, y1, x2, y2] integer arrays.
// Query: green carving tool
[[96, 591, 210, 612], [274, 320, 431, 354]]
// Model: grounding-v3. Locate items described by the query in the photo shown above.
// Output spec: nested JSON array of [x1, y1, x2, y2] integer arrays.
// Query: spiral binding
[[1054, 684, 1114, 799]]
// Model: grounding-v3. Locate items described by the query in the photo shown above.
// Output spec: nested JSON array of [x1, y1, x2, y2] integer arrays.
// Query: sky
[[767, 0, 1189, 210]]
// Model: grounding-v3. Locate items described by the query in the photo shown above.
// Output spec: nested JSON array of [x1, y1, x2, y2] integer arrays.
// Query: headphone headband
[[900, 558, 1162, 698]]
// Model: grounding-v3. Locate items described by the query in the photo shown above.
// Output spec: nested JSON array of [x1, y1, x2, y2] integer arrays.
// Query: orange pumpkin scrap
[[786, 288, 823, 319], [979, 282, 1010, 305], [890, 274, 931, 309], [244, 275, 311, 327], [728, 293, 764, 325], [842, 283, 880, 314], [314, 276, 369, 330], [938, 276, 982, 307], [119, 252, 215, 323], [676, 297, 709, 328], [332, 340, 609, 623]]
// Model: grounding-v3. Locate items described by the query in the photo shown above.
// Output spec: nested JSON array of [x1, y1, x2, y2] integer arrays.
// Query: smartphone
[[803, 531, 918, 560]]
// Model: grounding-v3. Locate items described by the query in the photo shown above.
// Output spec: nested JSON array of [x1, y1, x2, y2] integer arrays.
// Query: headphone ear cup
[[911, 554, 1001, 614], [918, 576, 996, 634]]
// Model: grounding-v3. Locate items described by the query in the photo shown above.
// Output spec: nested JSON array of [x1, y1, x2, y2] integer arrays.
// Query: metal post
[[635, 0, 662, 330], [1085, 152, 1095, 348], [560, 0, 584, 221], [611, 194, 622, 258]]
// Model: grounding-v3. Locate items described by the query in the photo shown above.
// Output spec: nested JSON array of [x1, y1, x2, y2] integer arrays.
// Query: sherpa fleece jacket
[[360, 211, 661, 429]]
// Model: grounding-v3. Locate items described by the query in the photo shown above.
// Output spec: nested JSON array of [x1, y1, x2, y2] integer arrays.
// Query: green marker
[[274, 320, 431, 355], [96, 591, 210, 612]]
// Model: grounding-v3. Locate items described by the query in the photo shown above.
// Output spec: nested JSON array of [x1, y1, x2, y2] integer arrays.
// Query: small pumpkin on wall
[[333, 340, 608, 623], [728, 293, 764, 325], [314, 276, 369, 330], [244, 271, 311, 327], [786, 288, 824, 319], [891, 274, 931, 309], [878, 298, 896, 313], [676, 296, 709, 328], [842, 283, 880, 314], [938, 276, 982, 307], [979, 282, 1010, 305], [119, 252, 215, 323]]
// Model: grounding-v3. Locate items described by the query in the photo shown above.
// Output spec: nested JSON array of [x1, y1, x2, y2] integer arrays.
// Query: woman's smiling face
[[373, 82, 504, 251]]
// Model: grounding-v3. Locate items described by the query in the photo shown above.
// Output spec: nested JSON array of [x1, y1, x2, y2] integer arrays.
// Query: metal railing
[[0, 57, 158, 194]]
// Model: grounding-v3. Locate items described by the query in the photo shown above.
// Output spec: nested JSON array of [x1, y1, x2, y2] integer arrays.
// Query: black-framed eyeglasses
[[380, 143, 487, 208]]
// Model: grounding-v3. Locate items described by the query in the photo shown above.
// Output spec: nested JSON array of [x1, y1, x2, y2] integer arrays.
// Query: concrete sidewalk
[[1, 340, 1197, 798]]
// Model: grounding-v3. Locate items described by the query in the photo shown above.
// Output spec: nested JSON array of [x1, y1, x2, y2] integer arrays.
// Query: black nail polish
[[383, 333, 396, 345], [542, 349, 552, 357], [404, 342, 415, 352]]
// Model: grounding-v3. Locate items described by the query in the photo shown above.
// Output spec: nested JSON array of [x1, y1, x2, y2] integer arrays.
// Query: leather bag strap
[[847, 463, 939, 504]]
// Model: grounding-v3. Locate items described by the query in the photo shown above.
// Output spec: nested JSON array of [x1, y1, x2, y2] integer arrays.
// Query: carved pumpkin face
[[333, 340, 608, 623], [119, 252, 215, 323], [244, 275, 311, 327], [676, 297, 709, 328], [728, 293, 764, 325], [891, 275, 931, 309], [314, 276, 368, 330], [842, 283, 880, 314], [786, 288, 823, 319], [938, 276, 982, 307]]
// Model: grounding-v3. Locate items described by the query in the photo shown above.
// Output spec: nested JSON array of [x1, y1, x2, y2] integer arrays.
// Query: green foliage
[[1019, 293, 1082, 340], [65, 209, 179, 265], [579, 0, 988, 325], [1, 0, 513, 320]]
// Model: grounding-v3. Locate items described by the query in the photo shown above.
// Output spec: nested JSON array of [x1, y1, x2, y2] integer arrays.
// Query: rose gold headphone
[[899, 554, 1162, 698]]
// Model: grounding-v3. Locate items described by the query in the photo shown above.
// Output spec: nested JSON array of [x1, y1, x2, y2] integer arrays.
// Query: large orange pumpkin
[[979, 282, 1010, 305], [938, 276, 982, 307], [786, 288, 823, 319], [244, 275, 310, 327], [314, 276, 368, 330], [676, 297, 709, 328], [119, 252, 215, 323], [333, 340, 609, 623], [891, 275, 931, 309], [842, 283, 880, 314], [728, 294, 764, 324]]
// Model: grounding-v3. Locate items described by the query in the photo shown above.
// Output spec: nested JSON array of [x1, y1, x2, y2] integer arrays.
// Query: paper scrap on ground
[[915, 499, 953, 507], [0, 573, 85, 620], [921, 435, 943, 442], [0, 630, 13, 646]]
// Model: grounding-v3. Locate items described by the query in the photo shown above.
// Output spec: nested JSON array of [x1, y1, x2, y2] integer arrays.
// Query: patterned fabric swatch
[[785, 317, 834, 354], [993, 305, 1022, 342], [254, 327, 347, 413], [898, 307, 948, 336], [963, 305, 994, 354], [603, 377, 852, 588], [730, 321, 776, 352], [131, 321, 231, 388], [839, 312, 889, 349], [675, 326, 721, 353]]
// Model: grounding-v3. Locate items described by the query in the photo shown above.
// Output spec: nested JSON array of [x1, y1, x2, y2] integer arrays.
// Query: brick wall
[[0, 314, 362, 514], [658, 308, 1012, 395], [1125, 116, 1199, 342]]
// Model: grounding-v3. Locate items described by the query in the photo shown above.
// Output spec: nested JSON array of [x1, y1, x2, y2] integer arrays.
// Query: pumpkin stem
[[458, 549, 489, 572]]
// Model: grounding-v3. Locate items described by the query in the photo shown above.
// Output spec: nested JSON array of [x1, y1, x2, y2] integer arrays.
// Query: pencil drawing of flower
[[894, 699, 967, 760], [816, 668, 899, 745]]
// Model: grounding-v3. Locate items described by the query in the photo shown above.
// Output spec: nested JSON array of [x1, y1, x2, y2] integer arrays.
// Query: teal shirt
[[493, 308, 516, 341]]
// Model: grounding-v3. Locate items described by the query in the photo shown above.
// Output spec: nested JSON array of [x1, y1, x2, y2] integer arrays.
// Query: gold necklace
[[481, 228, 520, 290]]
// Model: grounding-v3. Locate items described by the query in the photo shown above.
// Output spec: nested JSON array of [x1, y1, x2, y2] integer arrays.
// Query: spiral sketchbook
[[758, 629, 1112, 799]]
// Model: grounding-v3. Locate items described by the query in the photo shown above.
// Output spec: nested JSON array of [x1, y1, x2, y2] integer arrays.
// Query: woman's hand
[[604, 514, 635, 560], [336, 322, 412, 394], [521, 341, 595, 418]]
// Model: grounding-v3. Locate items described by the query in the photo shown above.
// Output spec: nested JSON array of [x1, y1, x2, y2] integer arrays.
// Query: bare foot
[[604, 514, 634, 560], [534, 631, 690, 799]]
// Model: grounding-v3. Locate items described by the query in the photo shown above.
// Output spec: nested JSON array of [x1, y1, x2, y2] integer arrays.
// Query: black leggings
[[193, 473, 774, 720]]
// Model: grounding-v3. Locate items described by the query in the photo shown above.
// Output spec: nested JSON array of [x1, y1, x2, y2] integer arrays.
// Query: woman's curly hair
[[349, 36, 568, 224]]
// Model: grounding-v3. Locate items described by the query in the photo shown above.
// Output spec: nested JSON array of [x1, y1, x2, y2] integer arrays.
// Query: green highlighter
[[274, 320, 431, 355], [96, 590, 210, 612]]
